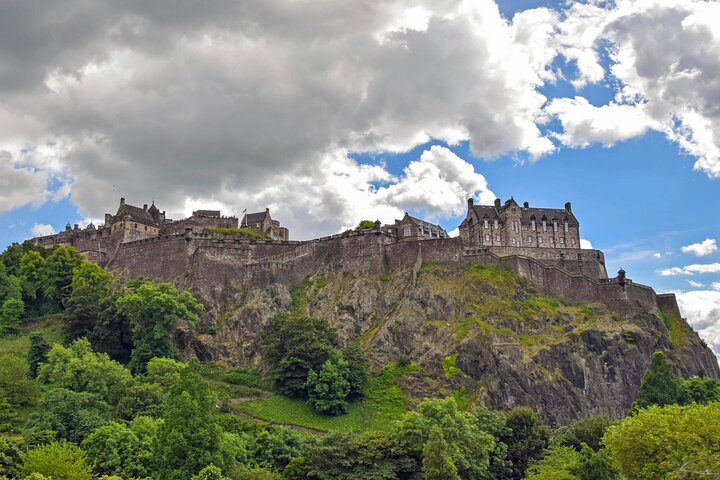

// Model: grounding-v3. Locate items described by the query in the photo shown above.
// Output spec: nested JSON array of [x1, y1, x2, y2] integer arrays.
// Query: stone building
[[241, 208, 289, 241], [387, 213, 448, 241], [458, 197, 580, 249]]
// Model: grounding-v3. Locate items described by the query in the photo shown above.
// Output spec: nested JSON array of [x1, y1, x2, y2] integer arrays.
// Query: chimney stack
[[565, 202, 572, 212], [523, 201, 529, 208], [467, 198, 474, 209], [494, 198, 501, 209], [143, 204, 148, 212], [120, 197, 125, 206]]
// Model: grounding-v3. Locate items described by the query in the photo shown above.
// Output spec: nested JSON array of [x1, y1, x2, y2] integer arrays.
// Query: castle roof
[[117, 203, 155, 224], [148, 202, 160, 215], [468, 201, 579, 226], [405, 214, 448, 235], [242, 210, 269, 227]]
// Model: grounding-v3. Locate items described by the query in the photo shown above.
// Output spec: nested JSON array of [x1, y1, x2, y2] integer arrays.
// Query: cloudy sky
[[1, 0, 719, 357]]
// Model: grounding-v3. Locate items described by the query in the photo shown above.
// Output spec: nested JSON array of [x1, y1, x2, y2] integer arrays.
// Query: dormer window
[[493, 219, 499, 229], [553, 219, 558, 232], [531, 218, 536, 231], [483, 218, 489, 229], [564, 219, 569, 232], [542, 219, 547, 231]]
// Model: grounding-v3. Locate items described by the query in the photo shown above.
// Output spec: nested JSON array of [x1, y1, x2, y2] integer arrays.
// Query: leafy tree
[[0, 354, 38, 406], [146, 356, 184, 389], [41, 246, 84, 312], [342, 342, 368, 399], [64, 262, 113, 341], [19, 250, 46, 312], [26, 388, 111, 443], [473, 406, 513, 480], [604, 402, 720, 480], [0, 275, 24, 335], [82, 419, 156, 479], [116, 280, 203, 373], [552, 415, 613, 452], [354, 220, 376, 232], [524, 445, 580, 480], [680, 377, 720, 404], [154, 360, 222, 480], [633, 351, 683, 410], [27, 332, 51, 378], [116, 381, 165, 419], [571, 446, 619, 480], [306, 354, 351, 415], [0, 436, 23, 479], [501, 407, 549, 480], [37, 338, 134, 405], [262, 314, 336, 397], [192, 464, 228, 480], [248, 426, 306, 471], [20, 441, 94, 480], [0, 391, 17, 432], [396, 397, 495, 479], [423, 425, 460, 480]]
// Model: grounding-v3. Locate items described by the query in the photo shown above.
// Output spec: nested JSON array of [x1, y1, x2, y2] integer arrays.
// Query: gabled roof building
[[458, 197, 580, 249]]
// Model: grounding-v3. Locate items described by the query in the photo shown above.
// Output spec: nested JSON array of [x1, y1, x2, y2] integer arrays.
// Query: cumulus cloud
[[681, 238, 718, 257], [31, 224, 55, 237], [0, 0, 557, 230], [550, 0, 720, 177], [676, 290, 720, 359], [0, 151, 52, 211], [659, 263, 720, 276], [580, 239, 593, 249], [688, 280, 705, 288]]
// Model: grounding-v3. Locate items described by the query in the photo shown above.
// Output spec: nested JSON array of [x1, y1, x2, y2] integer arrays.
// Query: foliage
[[192, 464, 229, 480], [154, 360, 222, 480], [353, 220, 376, 232], [248, 426, 306, 471], [0, 297, 24, 335], [26, 387, 112, 443], [341, 342, 368, 399], [64, 262, 113, 341], [116, 280, 203, 373], [524, 445, 580, 480], [396, 397, 495, 479], [603, 402, 720, 480], [552, 415, 613, 452], [146, 356, 184, 388], [224, 367, 272, 390], [116, 381, 165, 419], [423, 425, 460, 480], [37, 338, 134, 405], [20, 441, 94, 480], [442, 355, 462, 379], [306, 353, 351, 415], [0, 390, 17, 431], [633, 351, 683, 410], [41, 246, 84, 312], [27, 332, 50, 378], [206, 227, 269, 239], [473, 406, 513, 480], [82, 419, 157, 479], [261, 314, 336, 397], [0, 436, 23, 479], [0, 354, 39, 406], [501, 407, 549, 480], [680, 377, 720, 404]]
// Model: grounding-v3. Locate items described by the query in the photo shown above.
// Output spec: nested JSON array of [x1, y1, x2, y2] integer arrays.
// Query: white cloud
[[712, 282, 720, 292], [688, 280, 705, 288], [0, 151, 51, 212], [653, 252, 662, 258], [31, 224, 55, 237], [681, 238, 718, 257], [580, 238, 593, 249], [676, 290, 720, 360], [659, 263, 720, 276]]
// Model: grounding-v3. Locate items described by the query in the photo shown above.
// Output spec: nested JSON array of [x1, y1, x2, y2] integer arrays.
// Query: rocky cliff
[[186, 261, 720, 425]]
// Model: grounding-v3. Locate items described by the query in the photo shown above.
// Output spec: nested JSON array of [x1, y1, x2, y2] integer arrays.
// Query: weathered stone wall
[[159, 215, 239, 235]]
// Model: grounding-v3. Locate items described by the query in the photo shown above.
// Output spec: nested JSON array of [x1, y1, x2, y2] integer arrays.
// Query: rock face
[[190, 262, 720, 425]]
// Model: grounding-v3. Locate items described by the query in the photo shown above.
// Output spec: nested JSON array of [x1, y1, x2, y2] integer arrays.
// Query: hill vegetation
[[0, 242, 719, 478]]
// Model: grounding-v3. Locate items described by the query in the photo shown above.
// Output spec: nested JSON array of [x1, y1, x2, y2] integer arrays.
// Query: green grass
[[224, 367, 273, 390], [0, 315, 64, 357], [205, 227, 269, 239], [660, 312, 690, 348], [232, 362, 417, 433]]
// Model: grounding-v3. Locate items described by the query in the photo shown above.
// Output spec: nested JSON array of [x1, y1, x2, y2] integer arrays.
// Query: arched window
[[542, 218, 547, 231], [493, 219, 499, 230], [530, 216, 536, 231], [552, 219, 558, 232]]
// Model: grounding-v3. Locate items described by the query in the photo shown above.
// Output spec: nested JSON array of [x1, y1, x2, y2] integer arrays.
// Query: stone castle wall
[[97, 228, 681, 319]]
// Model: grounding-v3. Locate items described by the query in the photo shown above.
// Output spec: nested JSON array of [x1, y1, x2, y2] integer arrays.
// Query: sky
[[1, 0, 719, 358]]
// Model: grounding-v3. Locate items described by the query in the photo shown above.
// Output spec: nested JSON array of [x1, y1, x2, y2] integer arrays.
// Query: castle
[[30, 196, 683, 320]]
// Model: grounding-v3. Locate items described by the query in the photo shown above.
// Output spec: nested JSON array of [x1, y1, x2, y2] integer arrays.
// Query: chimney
[[266, 208, 270, 213], [73, 224, 79, 231], [120, 197, 125, 206], [523, 201, 529, 208], [565, 202, 572, 212], [467, 198, 474, 209], [494, 198, 501, 209], [65, 223, 71, 231], [143, 204, 148, 212], [104, 214, 112, 225]]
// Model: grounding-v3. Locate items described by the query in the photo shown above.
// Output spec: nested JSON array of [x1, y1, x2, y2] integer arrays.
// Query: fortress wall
[[111, 235, 191, 280], [385, 237, 465, 268], [469, 246, 608, 280], [657, 294, 682, 318], [159, 216, 239, 235]]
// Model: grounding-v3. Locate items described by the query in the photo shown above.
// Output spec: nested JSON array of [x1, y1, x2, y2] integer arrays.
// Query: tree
[[262, 314, 336, 397], [0, 391, 17, 432], [0, 354, 38, 406], [572, 446, 619, 480], [473, 406, 513, 480], [524, 445, 580, 480], [154, 360, 222, 480], [604, 402, 720, 480], [82, 419, 157, 479], [26, 388, 111, 444], [634, 352, 683, 410], [0, 274, 24, 335], [306, 354, 351, 415], [354, 220, 376, 232], [116, 280, 203, 373], [27, 332, 51, 378], [397, 397, 495, 479], [192, 464, 228, 480], [680, 377, 720, 404], [342, 342, 368, 399], [20, 441, 94, 480], [41, 246, 84, 312], [37, 338, 134, 405], [501, 407, 549, 480], [552, 415, 614, 452], [116, 381, 165, 419], [19, 250, 46, 313], [423, 426, 460, 480], [64, 262, 113, 341]]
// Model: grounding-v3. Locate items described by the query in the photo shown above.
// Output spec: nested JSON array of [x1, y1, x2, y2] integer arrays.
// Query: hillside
[[193, 262, 720, 425]]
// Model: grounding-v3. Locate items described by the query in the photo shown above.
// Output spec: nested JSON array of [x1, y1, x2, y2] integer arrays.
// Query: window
[[571, 238, 576, 245], [484, 234, 490, 242], [542, 219, 547, 231], [560, 238, 564, 244], [403, 224, 412, 237], [549, 237, 554, 244], [531, 219, 536, 230], [564, 220, 569, 232], [527, 236, 532, 243], [539, 237, 543, 243], [493, 220, 499, 229], [512, 238, 517, 245], [483, 219, 489, 229], [495, 235, 501, 242], [553, 220, 558, 232]]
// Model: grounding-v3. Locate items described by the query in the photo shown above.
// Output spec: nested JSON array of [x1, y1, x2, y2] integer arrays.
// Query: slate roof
[[407, 215, 448, 236], [242, 211, 268, 227], [117, 203, 155, 224], [468, 201, 578, 226]]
